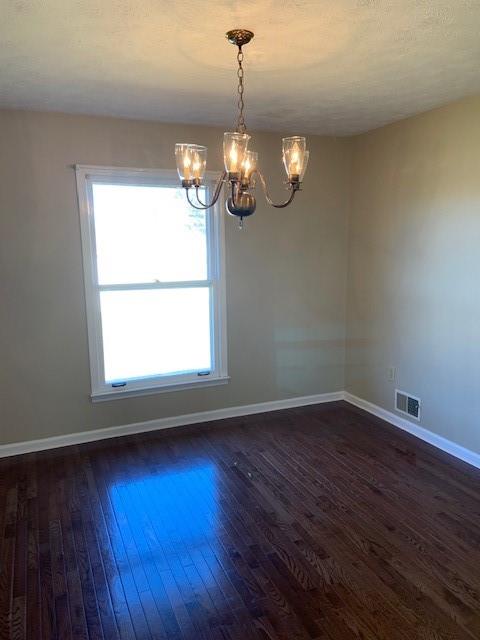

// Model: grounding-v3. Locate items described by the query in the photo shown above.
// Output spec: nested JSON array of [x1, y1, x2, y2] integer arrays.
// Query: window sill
[[91, 375, 230, 403]]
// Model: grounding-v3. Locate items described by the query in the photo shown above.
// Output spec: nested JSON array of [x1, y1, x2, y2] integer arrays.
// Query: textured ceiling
[[1, 1, 479, 135]]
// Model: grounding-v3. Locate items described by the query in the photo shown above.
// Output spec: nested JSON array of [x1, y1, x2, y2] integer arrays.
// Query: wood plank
[[1, 401, 479, 639]]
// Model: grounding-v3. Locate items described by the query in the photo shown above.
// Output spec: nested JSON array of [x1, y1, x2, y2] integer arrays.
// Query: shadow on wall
[[275, 327, 345, 396]]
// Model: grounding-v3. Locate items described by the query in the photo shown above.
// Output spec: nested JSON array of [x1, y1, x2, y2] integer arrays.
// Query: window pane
[[92, 183, 208, 284], [100, 288, 212, 382]]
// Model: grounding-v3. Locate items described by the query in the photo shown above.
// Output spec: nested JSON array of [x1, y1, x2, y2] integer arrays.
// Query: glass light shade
[[241, 150, 258, 182], [223, 132, 250, 174], [299, 149, 309, 181], [175, 144, 207, 181], [282, 136, 307, 181]]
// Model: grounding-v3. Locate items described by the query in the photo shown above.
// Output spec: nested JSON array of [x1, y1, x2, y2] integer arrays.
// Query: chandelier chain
[[236, 46, 246, 133]]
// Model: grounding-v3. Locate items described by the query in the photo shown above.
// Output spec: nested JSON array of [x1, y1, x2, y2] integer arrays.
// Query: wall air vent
[[395, 389, 421, 421]]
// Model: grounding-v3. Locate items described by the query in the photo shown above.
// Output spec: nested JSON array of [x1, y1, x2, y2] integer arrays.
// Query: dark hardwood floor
[[1, 401, 480, 639]]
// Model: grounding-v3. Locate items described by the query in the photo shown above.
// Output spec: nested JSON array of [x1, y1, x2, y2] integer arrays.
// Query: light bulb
[[175, 143, 192, 181], [190, 146, 207, 182], [229, 143, 238, 170], [241, 150, 258, 185], [223, 132, 250, 175], [290, 142, 301, 174]]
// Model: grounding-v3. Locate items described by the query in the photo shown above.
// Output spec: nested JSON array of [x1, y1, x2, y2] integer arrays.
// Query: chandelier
[[175, 29, 309, 227]]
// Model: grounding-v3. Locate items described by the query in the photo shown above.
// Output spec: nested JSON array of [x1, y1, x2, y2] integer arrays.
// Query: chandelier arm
[[256, 171, 297, 208], [195, 171, 227, 206], [185, 172, 227, 210], [185, 188, 211, 210], [211, 171, 228, 205], [193, 185, 207, 206]]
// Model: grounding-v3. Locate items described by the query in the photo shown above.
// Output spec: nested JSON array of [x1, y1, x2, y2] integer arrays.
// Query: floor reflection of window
[[107, 462, 221, 611]]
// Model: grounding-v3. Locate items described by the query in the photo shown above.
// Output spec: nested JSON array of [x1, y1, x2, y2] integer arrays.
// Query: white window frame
[[75, 165, 228, 402]]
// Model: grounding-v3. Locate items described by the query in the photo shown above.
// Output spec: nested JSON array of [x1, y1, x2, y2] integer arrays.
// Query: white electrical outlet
[[387, 366, 396, 382]]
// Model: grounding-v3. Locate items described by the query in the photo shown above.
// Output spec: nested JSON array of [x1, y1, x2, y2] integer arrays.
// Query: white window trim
[[75, 164, 228, 402]]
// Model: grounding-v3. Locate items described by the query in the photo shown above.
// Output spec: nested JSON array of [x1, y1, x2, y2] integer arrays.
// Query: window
[[76, 166, 227, 401]]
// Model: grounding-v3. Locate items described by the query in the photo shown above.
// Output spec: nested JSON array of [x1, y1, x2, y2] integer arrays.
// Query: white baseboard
[[0, 391, 344, 459], [344, 392, 480, 470], [2, 390, 479, 470]]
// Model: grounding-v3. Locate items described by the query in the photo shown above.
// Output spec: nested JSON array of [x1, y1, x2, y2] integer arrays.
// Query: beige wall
[[3, 98, 478, 453], [0, 110, 351, 445], [346, 97, 480, 454]]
